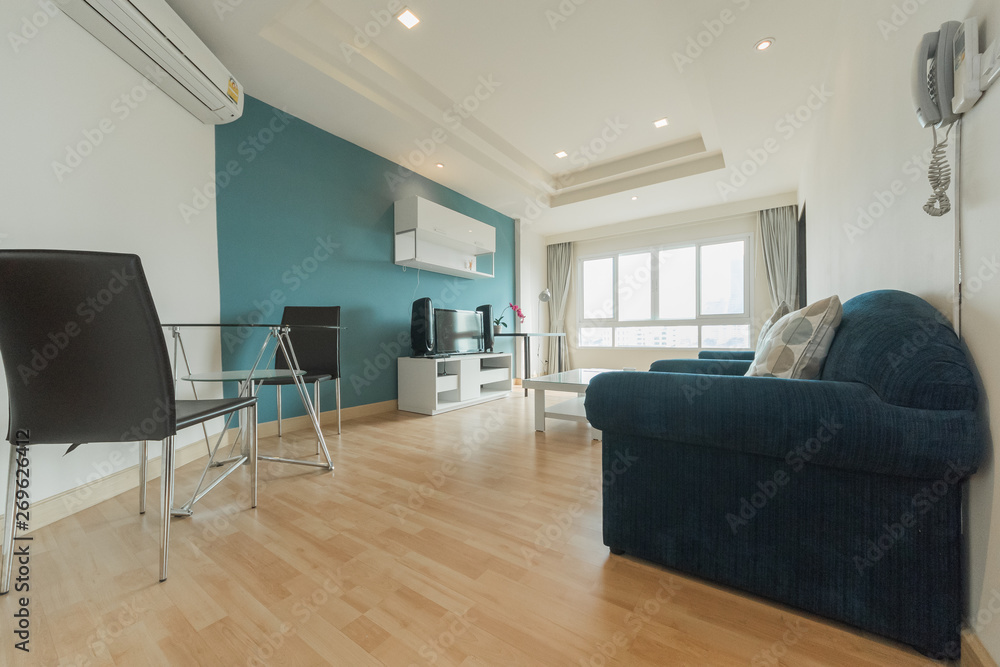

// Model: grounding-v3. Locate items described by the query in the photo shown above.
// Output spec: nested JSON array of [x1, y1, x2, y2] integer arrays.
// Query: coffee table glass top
[[523, 368, 613, 389]]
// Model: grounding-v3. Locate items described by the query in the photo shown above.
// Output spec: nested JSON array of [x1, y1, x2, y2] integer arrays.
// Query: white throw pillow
[[745, 295, 843, 379]]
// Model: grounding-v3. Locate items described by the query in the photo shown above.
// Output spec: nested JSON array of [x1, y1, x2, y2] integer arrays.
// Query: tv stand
[[398, 352, 512, 415]]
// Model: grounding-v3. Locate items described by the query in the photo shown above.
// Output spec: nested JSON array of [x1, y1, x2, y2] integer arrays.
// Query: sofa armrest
[[649, 359, 751, 376], [698, 350, 755, 361], [584, 371, 981, 480]]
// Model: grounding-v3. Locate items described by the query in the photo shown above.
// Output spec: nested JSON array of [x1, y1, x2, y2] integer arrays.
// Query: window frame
[[576, 232, 754, 349]]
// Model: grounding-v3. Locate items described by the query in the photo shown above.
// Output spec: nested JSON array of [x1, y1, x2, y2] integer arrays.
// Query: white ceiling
[[166, 0, 839, 237]]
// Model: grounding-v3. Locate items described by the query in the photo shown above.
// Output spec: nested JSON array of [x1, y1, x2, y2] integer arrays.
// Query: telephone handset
[[913, 21, 961, 129], [913, 21, 963, 216]]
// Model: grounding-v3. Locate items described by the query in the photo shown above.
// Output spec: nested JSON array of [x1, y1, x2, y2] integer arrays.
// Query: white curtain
[[546, 242, 572, 372], [759, 205, 799, 309]]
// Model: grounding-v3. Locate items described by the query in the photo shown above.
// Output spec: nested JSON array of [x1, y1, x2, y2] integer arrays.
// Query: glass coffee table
[[522, 368, 613, 433]]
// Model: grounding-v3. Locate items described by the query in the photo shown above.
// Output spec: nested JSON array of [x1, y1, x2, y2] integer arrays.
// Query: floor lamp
[[538, 288, 551, 373]]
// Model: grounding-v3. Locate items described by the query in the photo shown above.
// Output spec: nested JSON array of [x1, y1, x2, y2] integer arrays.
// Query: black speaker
[[410, 297, 434, 356], [476, 304, 494, 352]]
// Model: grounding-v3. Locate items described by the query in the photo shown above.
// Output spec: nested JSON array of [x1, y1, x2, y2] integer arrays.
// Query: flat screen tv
[[434, 308, 484, 354]]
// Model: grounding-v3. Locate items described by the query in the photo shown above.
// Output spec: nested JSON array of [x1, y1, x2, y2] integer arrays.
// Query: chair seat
[[176, 397, 256, 430], [256, 373, 333, 386]]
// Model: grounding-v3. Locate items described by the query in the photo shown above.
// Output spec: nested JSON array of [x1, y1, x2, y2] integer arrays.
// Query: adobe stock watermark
[[7, 0, 62, 53], [246, 569, 347, 667], [579, 578, 682, 667], [63, 443, 142, 513], [221, 235, 341, 353], [877, 0, 933, 40], [932, 588, 1000, 660], [717, 84, 832, 201], [349, 277, 469, 395], [8, 0, 60, 53], [390, 407, 507, 525], [522, 449, 638, 566], [180, 107, 295, 224], [409, 610, 476, 665], [518, 116, 630, 226], [545, 0, 589, 31], [339, 0, 406, 62], [66, 599, 148, 663], [52, 67, 167, 183], [212, 0, 245, 21], [384, 75, 502, 192], [853, 461, 969, 572], [842, 147, 934, 243], [16, 264, 139, 386], [672, 0, 753, 73], [750, 618, 809, 666], [725, 417, 843, 533]]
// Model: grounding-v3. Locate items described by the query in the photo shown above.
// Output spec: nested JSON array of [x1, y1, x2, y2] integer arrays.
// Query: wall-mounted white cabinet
[[394, 196, 496, 279]]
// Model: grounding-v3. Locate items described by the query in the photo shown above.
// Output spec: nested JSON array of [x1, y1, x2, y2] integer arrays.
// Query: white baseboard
[[4, 400, 397, 533], [17, 436, 217, 533], [964, 628, 998, 667], [256, 399, 396, 437]]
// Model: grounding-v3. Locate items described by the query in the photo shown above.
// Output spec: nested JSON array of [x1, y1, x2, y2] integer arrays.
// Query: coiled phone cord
[[923, 123, 954, 216]]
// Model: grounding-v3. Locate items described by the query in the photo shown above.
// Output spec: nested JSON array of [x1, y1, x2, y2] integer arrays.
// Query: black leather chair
[[258, 306, 341, 448], [0, 250, 257, 587]]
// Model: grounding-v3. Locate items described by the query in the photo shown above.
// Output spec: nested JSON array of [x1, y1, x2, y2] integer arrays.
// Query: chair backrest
[[274, 306, 341, 379], [820, 290, 976, 411], [0, 250, 176, 444]]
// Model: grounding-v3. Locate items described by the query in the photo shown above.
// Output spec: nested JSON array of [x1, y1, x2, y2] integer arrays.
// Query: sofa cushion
[[755, 301, 790, 353], [821, 290, 976, 411], [746, 296, 842, 379]]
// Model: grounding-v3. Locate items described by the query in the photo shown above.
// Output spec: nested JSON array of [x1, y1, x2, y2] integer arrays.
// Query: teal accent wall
[[215, 96, 515, 422]]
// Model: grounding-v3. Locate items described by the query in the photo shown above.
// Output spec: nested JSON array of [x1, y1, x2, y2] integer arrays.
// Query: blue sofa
[[584, 290, 983, 658]]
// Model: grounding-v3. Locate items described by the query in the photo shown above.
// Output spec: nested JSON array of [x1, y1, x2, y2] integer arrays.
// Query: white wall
[[515, 221, 549, 376], [799, 0, 1000, 658], [0, 1, 222, 505], [563, 212, 773, 371]]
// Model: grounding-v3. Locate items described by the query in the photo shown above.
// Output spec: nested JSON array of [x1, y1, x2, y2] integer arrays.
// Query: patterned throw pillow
[[745, 295, 843, 379], [755, 301, 790, 354]]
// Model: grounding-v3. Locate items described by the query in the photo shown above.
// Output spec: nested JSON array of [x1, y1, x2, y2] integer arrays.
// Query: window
[[577, 235, 752, 349]]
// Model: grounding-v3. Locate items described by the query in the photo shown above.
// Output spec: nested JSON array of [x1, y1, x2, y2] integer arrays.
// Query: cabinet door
[[458, 357, 481, 401]]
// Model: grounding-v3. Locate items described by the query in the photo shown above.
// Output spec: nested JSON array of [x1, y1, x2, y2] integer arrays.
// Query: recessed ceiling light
[[754, 38, 775, 51], [631, 196, 638, 201], [653, 118, 669, 128], [435, 163, 444, 168], [397, 8, 420, 29], [555, 150, 568, 159]]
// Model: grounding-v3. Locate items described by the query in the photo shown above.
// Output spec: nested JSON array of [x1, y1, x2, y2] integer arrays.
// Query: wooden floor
[[1, 392, 946, 666]]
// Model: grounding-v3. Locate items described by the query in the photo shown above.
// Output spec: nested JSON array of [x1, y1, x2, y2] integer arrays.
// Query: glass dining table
[[160, 322, 340, 514]]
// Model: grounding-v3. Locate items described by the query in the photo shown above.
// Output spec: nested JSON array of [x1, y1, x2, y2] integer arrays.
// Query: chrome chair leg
[[139, 441, 147, 515], [249, 402, 258, 508], [0, 444, 17, 595], [276, 387, 282, 438], [315, 381, 321, 456], [336, 378, 341, 435], [160, 436, 174, 582]]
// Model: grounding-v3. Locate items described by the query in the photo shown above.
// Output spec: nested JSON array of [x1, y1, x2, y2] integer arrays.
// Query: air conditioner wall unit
[[57, 0, 244, 124]]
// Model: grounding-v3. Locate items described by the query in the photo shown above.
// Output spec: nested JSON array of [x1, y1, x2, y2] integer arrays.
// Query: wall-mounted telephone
[[912, 18, 999, 216], [913, 21, 961, 130]]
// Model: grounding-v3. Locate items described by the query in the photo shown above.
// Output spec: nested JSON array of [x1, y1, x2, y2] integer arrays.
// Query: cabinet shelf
[[395, 256, 494, 280]]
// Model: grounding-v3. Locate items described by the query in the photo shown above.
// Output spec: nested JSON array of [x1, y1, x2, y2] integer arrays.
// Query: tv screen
[[434, 309, 483, 354]]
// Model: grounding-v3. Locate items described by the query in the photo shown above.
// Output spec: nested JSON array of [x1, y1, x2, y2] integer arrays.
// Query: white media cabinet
[[398, 353, 512, 415]]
